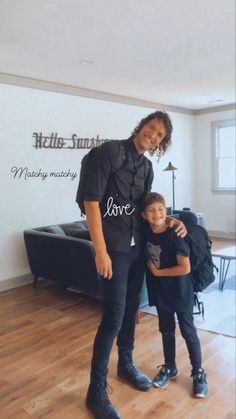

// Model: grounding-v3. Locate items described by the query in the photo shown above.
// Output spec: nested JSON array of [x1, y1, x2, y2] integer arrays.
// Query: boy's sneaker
[[192, 368, 208, 398], [153, 365, 179, 388]]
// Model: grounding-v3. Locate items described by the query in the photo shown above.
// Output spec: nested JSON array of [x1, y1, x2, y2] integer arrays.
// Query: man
[[81, 111, 185, 419]]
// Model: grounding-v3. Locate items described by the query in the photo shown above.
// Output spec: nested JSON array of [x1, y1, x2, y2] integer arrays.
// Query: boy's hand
[[147, 260, 160, 277], [167, 217, 187, 238]]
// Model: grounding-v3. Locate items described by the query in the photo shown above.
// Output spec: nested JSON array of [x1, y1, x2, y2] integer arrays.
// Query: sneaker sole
[[170, 372, 179, 380], [194, 393, 208, 398], [153, 381, 169, 388]]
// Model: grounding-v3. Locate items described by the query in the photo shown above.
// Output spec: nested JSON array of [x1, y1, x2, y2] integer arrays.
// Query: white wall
[[150, 113, 195, 211], [193, 109, 235, 235], [0, 83, 194, 285], [0, 85, 193, 286]]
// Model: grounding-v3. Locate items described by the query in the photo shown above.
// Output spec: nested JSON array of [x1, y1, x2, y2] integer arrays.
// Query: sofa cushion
[[70, 229, 91, 240], [44, 225, 66, 235], [62, 222, 87, 237], [79, 220, 88, 229]]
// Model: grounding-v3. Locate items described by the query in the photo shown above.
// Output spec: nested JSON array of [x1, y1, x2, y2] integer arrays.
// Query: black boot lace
[[93, 380, 113, 403], [121, 353, 139, 375]]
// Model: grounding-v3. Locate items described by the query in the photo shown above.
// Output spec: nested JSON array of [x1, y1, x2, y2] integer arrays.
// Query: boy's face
[[134, 118, 166, 153], [142, 201, 167, 229]]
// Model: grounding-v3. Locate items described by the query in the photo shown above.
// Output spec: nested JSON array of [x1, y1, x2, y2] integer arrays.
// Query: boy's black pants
[[158, 310, 202, 371]]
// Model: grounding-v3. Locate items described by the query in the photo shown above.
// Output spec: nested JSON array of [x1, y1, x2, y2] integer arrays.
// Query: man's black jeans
[[158, 310, 202, 371], [90, 248, 146, 381]]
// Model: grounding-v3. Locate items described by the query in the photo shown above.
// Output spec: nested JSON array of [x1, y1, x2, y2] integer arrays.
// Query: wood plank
[[0, 253, 235, 419]]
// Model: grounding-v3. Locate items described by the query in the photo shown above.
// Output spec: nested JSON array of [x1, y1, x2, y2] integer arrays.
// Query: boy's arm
[[147, 254, 191, 277], [84, 201, 112, 279]]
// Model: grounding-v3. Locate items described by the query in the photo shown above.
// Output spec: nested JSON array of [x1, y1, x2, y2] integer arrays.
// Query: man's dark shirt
[[83, 137, 154, 253]]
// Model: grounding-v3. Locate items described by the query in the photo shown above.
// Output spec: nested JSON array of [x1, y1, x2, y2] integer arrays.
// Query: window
[[211, 119, 236, 192]]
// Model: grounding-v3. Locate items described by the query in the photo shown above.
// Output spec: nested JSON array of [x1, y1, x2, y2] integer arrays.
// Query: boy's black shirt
[[146, 225, 194, 312]]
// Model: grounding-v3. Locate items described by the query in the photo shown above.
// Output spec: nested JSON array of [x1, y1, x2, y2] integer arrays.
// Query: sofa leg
[[33, 276, 38, 288], [136, 309, 142, 324]]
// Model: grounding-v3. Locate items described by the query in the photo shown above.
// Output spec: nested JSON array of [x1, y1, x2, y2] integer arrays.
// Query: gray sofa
[[24, 220, 104, 298]]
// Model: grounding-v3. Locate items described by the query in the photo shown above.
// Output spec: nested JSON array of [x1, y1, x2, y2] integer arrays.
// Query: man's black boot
[[86, 379, 121, 419], [117, 351, 153, 391]]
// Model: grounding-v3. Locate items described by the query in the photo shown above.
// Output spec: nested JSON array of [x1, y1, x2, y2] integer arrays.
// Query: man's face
[[135, 118, 167, 153]]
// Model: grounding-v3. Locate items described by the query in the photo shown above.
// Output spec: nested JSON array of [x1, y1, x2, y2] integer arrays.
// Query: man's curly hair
[[131, 111, 173, 160]]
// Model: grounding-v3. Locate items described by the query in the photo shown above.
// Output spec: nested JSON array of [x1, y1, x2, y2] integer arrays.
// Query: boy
[[142, 192, 208, 398]]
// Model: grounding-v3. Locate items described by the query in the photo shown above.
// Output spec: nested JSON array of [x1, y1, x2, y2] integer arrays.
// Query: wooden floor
[[211, 236, 236, 252], [0, 238, 235, 419]]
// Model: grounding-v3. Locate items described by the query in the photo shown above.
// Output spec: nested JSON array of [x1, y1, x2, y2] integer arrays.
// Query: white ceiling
[[0, 0, 235, 111]]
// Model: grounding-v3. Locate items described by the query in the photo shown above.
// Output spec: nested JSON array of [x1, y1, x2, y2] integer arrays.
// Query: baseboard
[[208, 230, 236, 240], [0, 273, 33, 292]]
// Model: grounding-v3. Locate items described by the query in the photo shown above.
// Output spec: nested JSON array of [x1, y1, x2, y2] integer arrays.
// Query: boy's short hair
[[142, 192, 166, 211]]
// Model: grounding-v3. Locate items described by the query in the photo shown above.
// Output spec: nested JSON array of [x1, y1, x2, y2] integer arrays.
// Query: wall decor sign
[[10, 133, 115, 182], [32, 133, 110, 149]]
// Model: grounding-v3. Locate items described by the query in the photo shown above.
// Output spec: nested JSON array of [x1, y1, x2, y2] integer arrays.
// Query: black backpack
[[170, 224, 216, 293], [184, 224, 216, 293], [173, 224, 217, 318], [76, 139, 150, 216]]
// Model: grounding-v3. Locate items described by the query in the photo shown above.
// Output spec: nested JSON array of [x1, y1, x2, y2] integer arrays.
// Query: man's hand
[[95, 251, 113, 279], [147, 260, 160, 277], [84, 201, 113, 279], [167, 217, 187, 238]]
